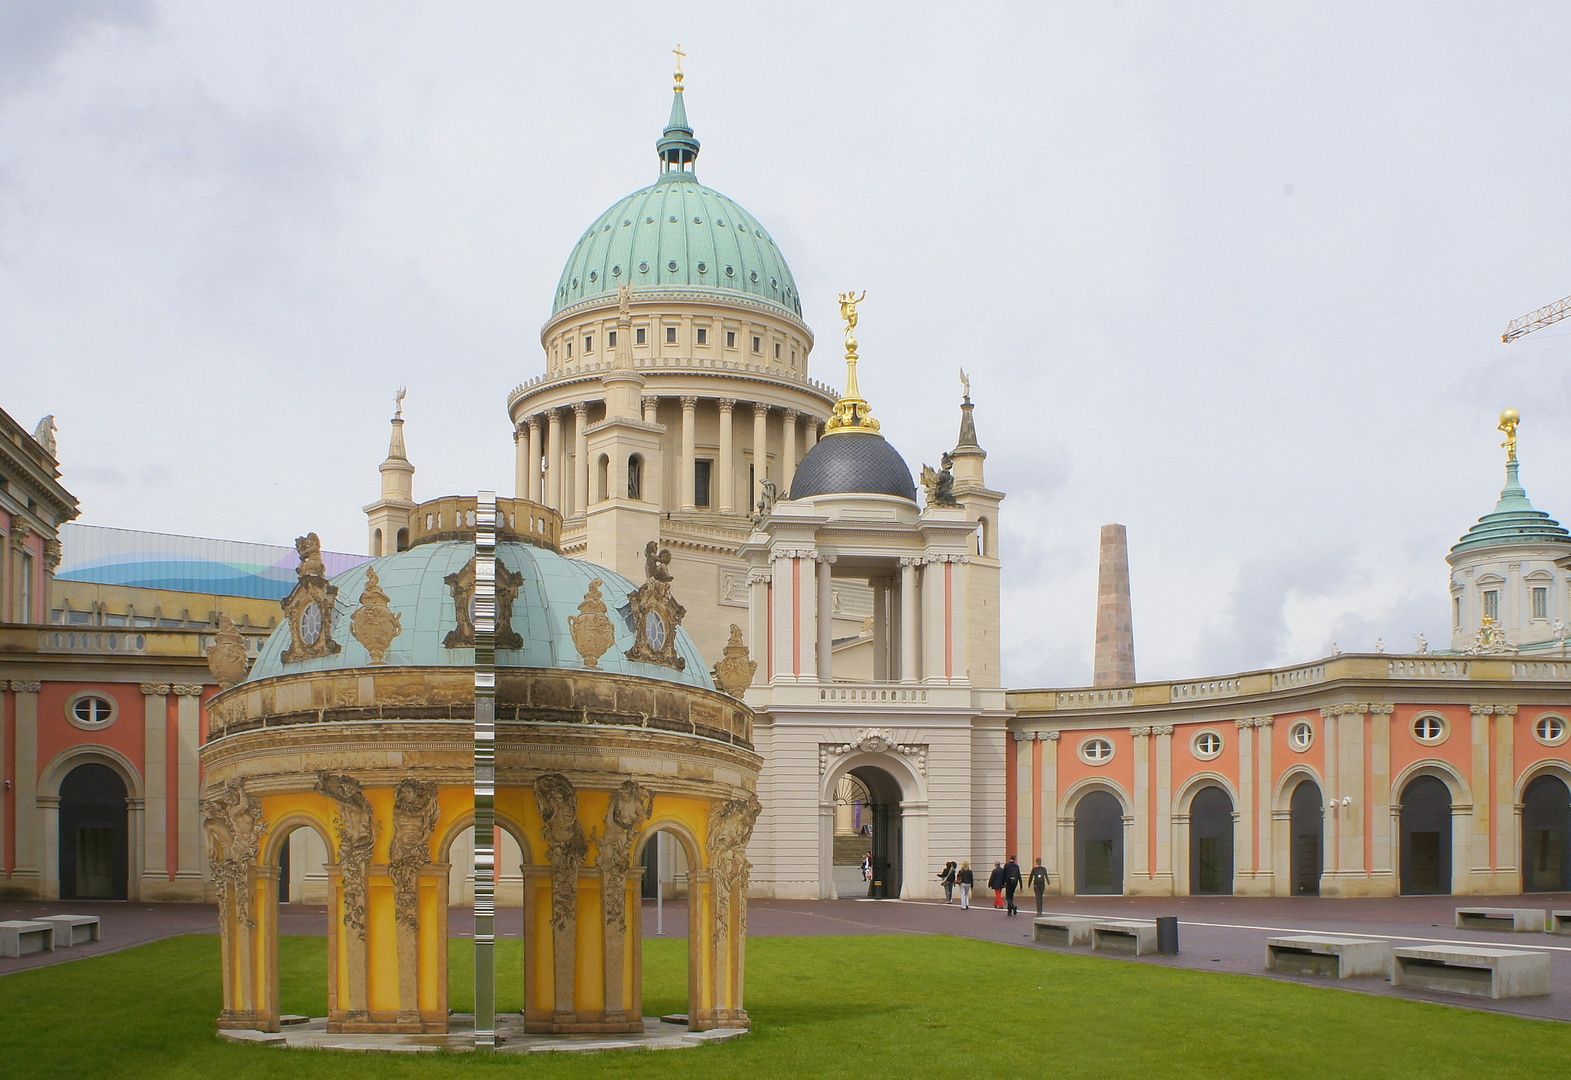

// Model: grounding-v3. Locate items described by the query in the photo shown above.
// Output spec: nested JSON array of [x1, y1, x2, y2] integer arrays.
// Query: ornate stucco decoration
[[818, 730, 928, 775], [443, 556, 524, 650], [711, 624, 757, 697], [919, 453, 960, 508], [1467, 615, 1520, 655], [389, 779, 440, 932], [205, 614, 250, 688], [44, 537, 62, 574], [535, 773, 588, 933], [350, 567, 403, 664], [281, 533, 342, 664], [567, 578, 616, 668], [200, 778, 267, 929], [315, 773, 377, 940], [598, 779, 654, 934], [708, 794, 762, 944], [625, 541, 687, 670]]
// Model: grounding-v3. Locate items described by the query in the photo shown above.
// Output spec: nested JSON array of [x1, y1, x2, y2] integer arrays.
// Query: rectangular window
[[565, 340, 572, 358], [694, 459, 712, 508], [1534, 587, 1549, 620], [1453, 596, 1461, 628], [697, 327, 708, 345], [18, 551, 32, 622], [748, 464, 755, 507], [1484, 589, 1500, 621], [726, 330, 736, 348], [584, 335, 593, 353], [752, 335, 761, 353], [774, 342, 781, 359], [666, 325, 677, 344], [608, 330, 617, 348], [636, 327, 646, 345]]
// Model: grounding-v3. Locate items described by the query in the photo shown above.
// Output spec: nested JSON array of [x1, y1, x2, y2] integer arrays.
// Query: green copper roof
[[551, 90, 801, 319], [1451, 460, 1571, 555]]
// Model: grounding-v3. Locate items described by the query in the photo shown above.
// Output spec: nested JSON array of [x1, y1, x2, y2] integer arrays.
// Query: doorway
[[1400, 776, 1453, 895], [848, 766, 903, 898], [1522, 775, 1571, 892], [1189, 786, 1234, 895], [638, 829, 692, 1023], [1074, 791, 1124, 895], [59, 763, 128, 900], [1289, 778, 1323, 896]]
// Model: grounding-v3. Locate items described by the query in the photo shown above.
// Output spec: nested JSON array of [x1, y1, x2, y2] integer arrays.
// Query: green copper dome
[[1451, 460, 1571, 555], [550, 89, 801, 319]]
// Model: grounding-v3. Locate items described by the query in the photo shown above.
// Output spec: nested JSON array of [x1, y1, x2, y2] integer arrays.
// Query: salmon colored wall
[[1272, 712, 1325, 799], [1170, 721, 1239, 799], [1389, 705, 1474, 789], [1515, 707, 1571, 786], [1055, 728, 1136, 810], [35, 682, 146, 786]]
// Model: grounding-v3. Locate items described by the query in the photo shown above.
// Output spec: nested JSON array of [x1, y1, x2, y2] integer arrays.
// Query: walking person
[[957, 861, 974, 909], [987, 861, 1005, 908], [861, 851, 874, 897], [937, 860, 957, 904], [1029, 858, 1049, 916], [1002, 854, 1023, 916]]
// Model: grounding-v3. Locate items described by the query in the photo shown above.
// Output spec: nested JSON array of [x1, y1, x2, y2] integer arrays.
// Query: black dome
[[789, 432, 916, 502]]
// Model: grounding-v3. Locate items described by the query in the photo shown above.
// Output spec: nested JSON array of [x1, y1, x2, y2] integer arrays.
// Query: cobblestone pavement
[[8, 893, 1571, 1022]]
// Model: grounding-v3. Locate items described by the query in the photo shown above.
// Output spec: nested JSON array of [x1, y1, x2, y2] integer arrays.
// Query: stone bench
[[1454, 907, 1546, 933], [1549, 910, 1571, 936], [1032, 915, 1096, 947], [1392, 946, 1551, 999], [1091, 919, 1159, 956], [0, 920, 56, 958], [39, 915, 100, 948], [1265, 935, 1391, 979]]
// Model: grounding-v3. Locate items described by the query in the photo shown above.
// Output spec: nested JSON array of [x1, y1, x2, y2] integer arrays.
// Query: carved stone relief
[[315, 772, 377, 940], [389, 779, 440, 931], [707, 794, 761, 944], [598, 779, 654, 933], [567, 578, 616, 669], [444, 556, 524, 650], [625, 541, 687, 670], [350, 567, 403, 664], [281, 533, 342, 664], [534, 773, 588, 933], [711, 624, 757, 697], [200, 777, 267, 929], [205, 614, 250, 688]]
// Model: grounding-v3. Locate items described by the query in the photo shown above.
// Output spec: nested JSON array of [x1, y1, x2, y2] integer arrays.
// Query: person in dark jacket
[[957, 862, 974, 909], [937, 861, 958, 903], [1001, 855, 1023, 916], [1028, 858, 1049, 915], [987, 861, 1005, 908]]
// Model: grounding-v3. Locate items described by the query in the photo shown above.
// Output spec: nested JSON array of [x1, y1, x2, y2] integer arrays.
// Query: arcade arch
[[41, 745, 142, 902], [1063, 783, 1127, 896], [1521, 773, 1571, 893], [819, 751, 925, 900]]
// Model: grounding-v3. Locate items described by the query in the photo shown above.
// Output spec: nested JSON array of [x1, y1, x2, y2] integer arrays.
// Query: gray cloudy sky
[[5, 2, 1571, 688]]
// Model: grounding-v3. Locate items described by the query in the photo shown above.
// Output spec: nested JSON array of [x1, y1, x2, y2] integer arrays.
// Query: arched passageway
[[1400, 776, 1453, 895], [638, 828, 693, 1023], [59, 763, 128, 900], [850, 766, 903, 898], [1189, 786, 1234, 895], [1075, 791, 1123, 895], [1523, 775, 1571, 893], [1289, 778, 1323, 896]]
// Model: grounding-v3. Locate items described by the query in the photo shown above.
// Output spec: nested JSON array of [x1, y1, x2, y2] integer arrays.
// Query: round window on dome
[[770, 277, 778, 289], [667, 261, 678, 272], [693, 217, 702, 224], [749, 271, 759, 282], [601, 224, 610, 232], [638, 262, 649, 274], [716, 219, 726, 227], [725, 265, 735, 277], [611, 265, 621, 276], [622, 219, 631, 226], [697, 262, 707, 273], [571, 277, 578, 289], [668, 215, 678, 223], [645, 216, 654, 224], [588, 270, 597, 282]]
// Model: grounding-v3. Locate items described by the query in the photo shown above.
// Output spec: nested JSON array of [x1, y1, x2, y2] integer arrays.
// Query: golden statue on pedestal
[[1499, 408, 1520, 463]]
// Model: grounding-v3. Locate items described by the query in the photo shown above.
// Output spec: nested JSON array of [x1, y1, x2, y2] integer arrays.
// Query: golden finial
[[672, 44, 686, 90], [1499, 408, 1520, 463], [825, 291, 879, 435]]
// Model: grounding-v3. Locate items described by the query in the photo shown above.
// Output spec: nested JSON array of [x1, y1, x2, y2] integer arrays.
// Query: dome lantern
[[656, 46, 699, 175]]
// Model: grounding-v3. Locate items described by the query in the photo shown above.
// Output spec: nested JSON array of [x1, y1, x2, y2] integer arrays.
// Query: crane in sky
[[1503, 294, 1571, 342]]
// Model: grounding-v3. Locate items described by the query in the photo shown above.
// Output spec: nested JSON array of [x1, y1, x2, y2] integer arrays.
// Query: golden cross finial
[[673, 45, 686, 89]]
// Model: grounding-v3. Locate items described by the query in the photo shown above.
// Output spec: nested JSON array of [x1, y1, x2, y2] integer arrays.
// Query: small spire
[[387, 389, 408, 462], [824, 291, 881, 435], [956, 368, 979, 448], [657, 46, 700, 174]]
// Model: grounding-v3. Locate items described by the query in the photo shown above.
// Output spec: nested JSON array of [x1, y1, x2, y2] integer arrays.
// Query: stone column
[[573, 402, 591, 513], [1236, 719, 1256, 885], [748, 568, 772, 684], [871, 579, 889, 681], [899, 558, 920, 682], [547, 409, 564, 511], [805, 419, 819, 452], [1321, 706, 1339, 888], [1130, 726, 1152, 888], [173, 684, 205, 888], [680, 397, 698, 511], [1495, 705, 1517, 884], [10, 681, 40, 895], [526, 417, 543, 504], [816, 557, 833, 681], [751, 403, 769, 507], [782, 410, 798, 492], [642, 395, 658, 426], [948, 556, 969, 682], [717, 399, 736, 513], [1040, 732, 1061, 893], [141, 684, 171, 894], [513, 423, 527, 501], [1368, 707, 1392, 891], [39, 792, 60, 900], [1256, 717, 1275, 894], [1014, 733, 1035, 863], [920, 559, 945, 683], [1152, 724, 1174, 893]]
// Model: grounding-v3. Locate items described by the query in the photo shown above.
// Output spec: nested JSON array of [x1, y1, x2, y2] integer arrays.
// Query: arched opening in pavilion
[[1189, 785, 1234, 896], [1522, 774, 1571, 892], [1400, 775, 1453, 895], [1289, 778, 1323, 896], [58, 763, 128, 901], [1074, 790, 1124, 895]]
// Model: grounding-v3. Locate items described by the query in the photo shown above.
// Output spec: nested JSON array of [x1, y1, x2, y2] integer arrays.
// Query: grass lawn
[[2, 933, 1570, 1079]]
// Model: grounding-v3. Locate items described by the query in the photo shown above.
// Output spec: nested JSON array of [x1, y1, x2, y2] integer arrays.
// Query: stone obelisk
[[1093, 524, 1136, 686]]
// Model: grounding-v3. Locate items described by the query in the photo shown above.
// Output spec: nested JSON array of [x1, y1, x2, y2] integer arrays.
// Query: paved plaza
[[6, 893, 1571, 1022]]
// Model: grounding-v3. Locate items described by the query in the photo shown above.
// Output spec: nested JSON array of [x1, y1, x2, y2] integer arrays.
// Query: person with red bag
[[987, 861, 1005, 908]]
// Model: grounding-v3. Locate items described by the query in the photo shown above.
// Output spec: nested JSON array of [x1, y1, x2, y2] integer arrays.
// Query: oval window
[[1289, 721, 1314, 752], [1078, 737, 1115, 765]]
